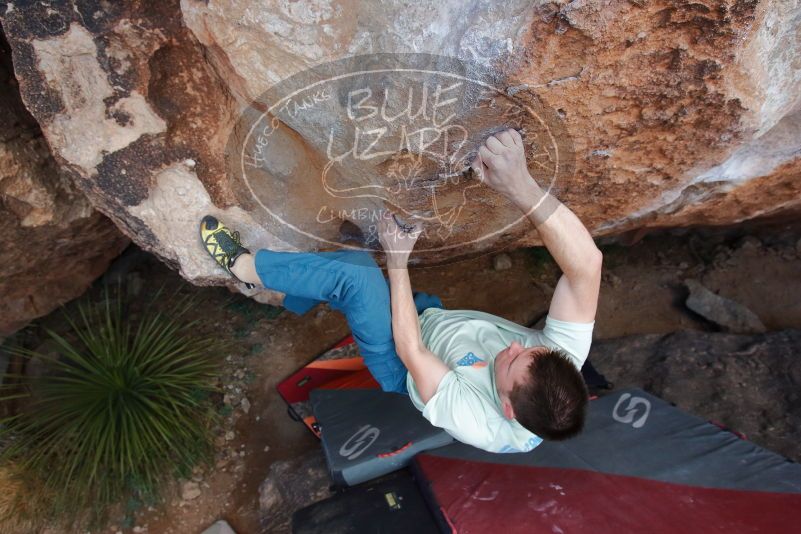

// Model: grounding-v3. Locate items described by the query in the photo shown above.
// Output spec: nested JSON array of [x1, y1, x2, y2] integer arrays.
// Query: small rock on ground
[[603, 272, 622, 287], [201, 520, 236, 534], [493, 253, 512, 271], [737, 236, 762, 254], [181, 481, 202, 501], [684, 279, 766, 334]]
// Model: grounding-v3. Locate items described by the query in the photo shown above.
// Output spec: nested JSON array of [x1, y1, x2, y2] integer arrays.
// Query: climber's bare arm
[[379, 217, 449, 403], [473, 129, 602, 323]]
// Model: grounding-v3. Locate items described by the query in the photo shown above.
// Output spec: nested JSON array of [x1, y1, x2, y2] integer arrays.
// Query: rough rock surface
[[0, 30, 128, 336], [2, 1, 800, 298], [258, 450, 331, 531]]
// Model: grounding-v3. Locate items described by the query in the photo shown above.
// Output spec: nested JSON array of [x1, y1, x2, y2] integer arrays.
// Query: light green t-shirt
[[406, 308, 594, 453]]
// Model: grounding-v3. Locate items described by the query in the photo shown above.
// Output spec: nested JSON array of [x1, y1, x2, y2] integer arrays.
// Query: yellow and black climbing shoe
[[200, 215, 255, 289]]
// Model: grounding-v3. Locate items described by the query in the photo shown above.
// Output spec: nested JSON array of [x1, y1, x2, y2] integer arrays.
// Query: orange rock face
[[1, 1, 799, 301]]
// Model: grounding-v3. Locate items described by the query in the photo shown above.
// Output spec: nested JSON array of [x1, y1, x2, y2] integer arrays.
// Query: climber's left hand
[[378, 212, 422, 269]]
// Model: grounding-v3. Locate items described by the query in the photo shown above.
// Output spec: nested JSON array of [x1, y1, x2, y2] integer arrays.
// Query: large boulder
[[1, 1, 799, 297], [0, 30, 128, 336]]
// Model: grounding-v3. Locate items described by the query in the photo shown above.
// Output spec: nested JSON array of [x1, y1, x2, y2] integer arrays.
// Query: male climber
[[200, 128, 602, 453]]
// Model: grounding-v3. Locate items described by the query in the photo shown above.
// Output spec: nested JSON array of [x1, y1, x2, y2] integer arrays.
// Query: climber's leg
[[199, 214, 413, 393], [228, 253, 260, 286], [413, 291, 443, 314], [254, 249, 408, 393]]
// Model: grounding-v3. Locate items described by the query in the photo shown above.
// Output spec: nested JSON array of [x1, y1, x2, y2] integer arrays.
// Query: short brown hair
[[509, 348, 588, 440]]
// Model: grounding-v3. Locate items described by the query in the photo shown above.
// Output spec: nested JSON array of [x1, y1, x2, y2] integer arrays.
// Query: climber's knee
[[327, 251, 384, 301], [338, 253, 392, 347], [338, 250, 379, 269]]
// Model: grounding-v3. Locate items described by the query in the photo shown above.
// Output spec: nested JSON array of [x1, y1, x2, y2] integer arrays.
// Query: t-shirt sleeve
[[538, 315, 595, 369], [420, 370, 496, 451]]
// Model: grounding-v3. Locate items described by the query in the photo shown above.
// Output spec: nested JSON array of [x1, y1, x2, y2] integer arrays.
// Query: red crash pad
[[415, 454, 801, 533]]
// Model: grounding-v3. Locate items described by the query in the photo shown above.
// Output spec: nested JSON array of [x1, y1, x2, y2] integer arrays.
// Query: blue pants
[[254, 250, 442, 393]]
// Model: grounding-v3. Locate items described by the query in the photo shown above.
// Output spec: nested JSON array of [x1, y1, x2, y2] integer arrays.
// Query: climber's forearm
[[387, 266, 449, 403], [511, 180, 602, 283], [387, 265, 424, 354], [473, 129, 601, 322]]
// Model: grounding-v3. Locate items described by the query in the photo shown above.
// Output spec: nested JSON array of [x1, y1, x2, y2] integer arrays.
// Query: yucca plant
[[0, 288, 220, 527]]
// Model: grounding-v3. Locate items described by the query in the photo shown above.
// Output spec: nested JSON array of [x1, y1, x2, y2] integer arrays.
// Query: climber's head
[[495, 341, 588, 440]]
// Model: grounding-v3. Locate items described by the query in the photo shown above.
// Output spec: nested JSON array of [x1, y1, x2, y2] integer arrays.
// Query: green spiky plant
[[0, 288, 220, 528]]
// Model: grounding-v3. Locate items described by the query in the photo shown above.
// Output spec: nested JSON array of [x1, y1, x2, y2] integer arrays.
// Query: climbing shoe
[[200, 215, 255, 289]]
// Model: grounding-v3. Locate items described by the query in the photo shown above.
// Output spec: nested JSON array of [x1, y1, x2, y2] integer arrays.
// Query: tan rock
[[0, 33, 128, 335], [0, 1, 798, 303], [181, 480, 202, 501], [201, 520, 236, 534]]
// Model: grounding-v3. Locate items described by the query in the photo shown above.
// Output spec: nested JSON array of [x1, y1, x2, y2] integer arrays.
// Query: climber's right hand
[[471, 128, 537, 203]]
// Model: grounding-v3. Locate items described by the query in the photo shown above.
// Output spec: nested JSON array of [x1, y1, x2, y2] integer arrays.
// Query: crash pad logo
[[339, 425, 380, 460], [228, 53, 574, 263], [612, 393, 651, 429]]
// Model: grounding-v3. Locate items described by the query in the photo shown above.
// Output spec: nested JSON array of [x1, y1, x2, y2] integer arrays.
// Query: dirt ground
[[4, 221, 801, 533]]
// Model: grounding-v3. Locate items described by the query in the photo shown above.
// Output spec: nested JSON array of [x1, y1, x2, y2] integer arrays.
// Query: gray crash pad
[[310, 388, 453, 486]]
